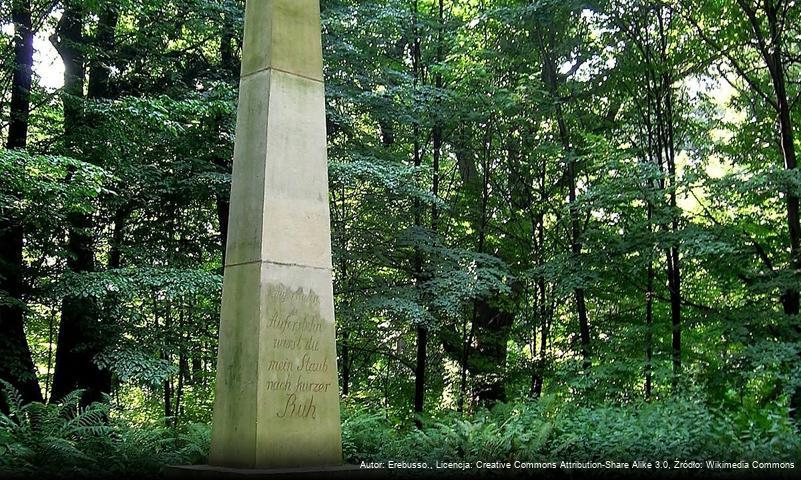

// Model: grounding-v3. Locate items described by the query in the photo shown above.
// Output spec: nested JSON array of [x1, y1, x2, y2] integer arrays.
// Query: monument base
[[164, 465, 381, 480]]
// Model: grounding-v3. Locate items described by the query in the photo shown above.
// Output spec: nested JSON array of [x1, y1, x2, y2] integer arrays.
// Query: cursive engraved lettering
[[276, 393, 317, 419]]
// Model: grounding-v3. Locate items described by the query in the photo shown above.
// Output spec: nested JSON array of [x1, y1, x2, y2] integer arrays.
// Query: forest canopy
[[0, 0, 800, 476]]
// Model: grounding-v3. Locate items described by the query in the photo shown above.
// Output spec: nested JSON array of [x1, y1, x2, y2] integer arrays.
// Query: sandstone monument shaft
[[209, 0, 342, 468]]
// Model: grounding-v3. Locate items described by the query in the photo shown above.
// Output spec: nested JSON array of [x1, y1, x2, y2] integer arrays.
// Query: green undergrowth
[[341, 396, 801, 465], [0, 383, 209, 478], [1, 384, 798, 478]]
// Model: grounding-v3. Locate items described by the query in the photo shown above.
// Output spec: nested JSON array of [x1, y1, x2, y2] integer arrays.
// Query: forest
[[0, 0, 800, 477]]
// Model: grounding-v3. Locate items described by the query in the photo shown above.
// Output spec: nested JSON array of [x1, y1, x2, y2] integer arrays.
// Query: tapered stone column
[[209, 0, 342, 469]]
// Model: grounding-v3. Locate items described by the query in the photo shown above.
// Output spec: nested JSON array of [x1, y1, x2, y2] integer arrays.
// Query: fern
[[0, 380, 24, 417], [0, 382, 212, 477]]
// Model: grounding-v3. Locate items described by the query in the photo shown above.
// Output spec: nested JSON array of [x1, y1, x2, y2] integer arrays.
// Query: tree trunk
[[341, 334, 350, 396], [471, 299, 514, 405], [6, 0, 34, 151], [174, 303, 187, 428], [465, 132, 515, 407], [761, 4, 801, 420], [645, 247, 654, 400], [411, 0, 428, 425], [413, 325, 427, 419], [214, 10, 238, 265], [51, 0, 115, 404], [534, 276, 549, 398], [631, 6, 681, 394], [87, 5, 118, 100], [541, 40, 591, 371], [531, 154, 549, 398], [108, 208, 128, 269], [0, 0, 43, 406], [655, 10, 682, 392], [215, 192, 230, 265], [764, 12, 800, 318]]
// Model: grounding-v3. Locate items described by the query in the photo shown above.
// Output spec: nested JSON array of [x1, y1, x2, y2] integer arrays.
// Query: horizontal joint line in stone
[[241, 66, 323, 84], [224, 259, 332, 272]]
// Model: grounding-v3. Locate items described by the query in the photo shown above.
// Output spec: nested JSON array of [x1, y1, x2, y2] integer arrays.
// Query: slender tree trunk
[[760, 4, 801, 420], [532, 155, 548, 398], [414, 0, 446, 423], [775, 100, 800, 315], [0, 0, 43, 406], [633, 6, 682, 394], [645, 227, 654, 401], [666, 222, 682, 392], [108, 208, 128, 269], [411, 136, 428, 420], [215, 192, 230, 265], [642, 58, 658, 400], [411, 0, 428, 425], [776, 94, 801, 421], [432, 0, 443, 234], [527, 282, 538, 397], [413, 324, 427, 420], [645, 146, 656, 401], [656, 93, 682, 392], [534, 276, 548, 398], [214, 11, 238, 265], [174, 302, 187, 428], [164, 374, 172, 419], [175, 353, 185, 426], [541, 40, 591, 371], [655, 10, 682, 392], [156, 301, 172, 421], [457, 308, 475, 413], [341, 334, 350, 396], [566, 138, 591, 373], [339, 187, 351, 397], [764, 16, 800, 318]]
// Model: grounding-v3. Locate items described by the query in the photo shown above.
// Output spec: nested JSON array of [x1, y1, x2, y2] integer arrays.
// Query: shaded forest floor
[[1, 392, 798, 479]]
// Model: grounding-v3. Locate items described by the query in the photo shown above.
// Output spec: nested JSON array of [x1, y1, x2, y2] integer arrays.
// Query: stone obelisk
[[209, 0, 342, 469]]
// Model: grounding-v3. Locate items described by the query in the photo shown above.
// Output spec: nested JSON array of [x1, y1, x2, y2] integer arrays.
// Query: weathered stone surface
[[210, 262, 261, 467], [241, 0, 324, 81], [224, 69, 331, 270], [209, 0, 342, 469]]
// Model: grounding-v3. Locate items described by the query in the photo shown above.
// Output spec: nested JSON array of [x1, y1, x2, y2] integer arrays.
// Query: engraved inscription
[[277, 394, 317, 419], [264, 283, 333, 420]]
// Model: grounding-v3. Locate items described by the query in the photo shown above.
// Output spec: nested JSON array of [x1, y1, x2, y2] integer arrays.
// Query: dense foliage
[[0, 0, 799, 475]]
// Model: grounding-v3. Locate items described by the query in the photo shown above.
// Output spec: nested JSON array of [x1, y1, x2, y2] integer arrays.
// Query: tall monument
[[209, 0, 342, 469]]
